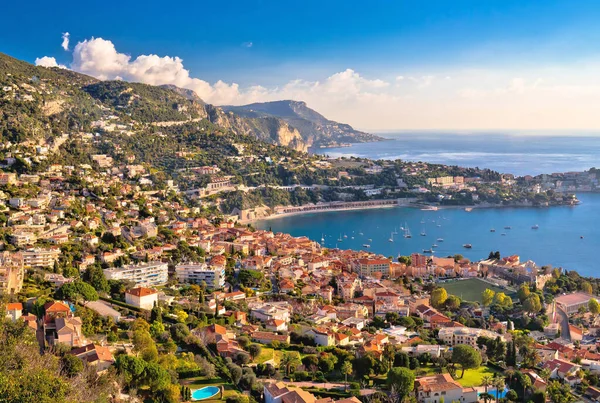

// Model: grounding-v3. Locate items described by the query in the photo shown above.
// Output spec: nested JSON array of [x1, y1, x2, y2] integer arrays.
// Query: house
[[307, 327, 335, 347], [125, 287, 158, 310], [251, 331, 290, 345], [543, 358, 582, 386], [416, 373, 478, 403], [5, 302, 23, 321], [266, 319, 288, 332], [70, 344, 114, 373]]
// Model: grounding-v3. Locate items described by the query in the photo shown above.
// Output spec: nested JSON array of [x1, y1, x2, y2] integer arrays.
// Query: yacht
[[504, 226, 511, 230], [463, 244, 472, 249], [403, 224, 412, 239], [490, 228, 496, 232], [423, 248, 433, 253], [368, 238, 373, 242], [362, 244, 370, 248], [343, 234, 348, 238], [437, 238, 444, 242], [432, 244, 438, 248], [421, 206, 438, 211], [501, 233, 506, 236], [358, 232, 364, 236], [532, 224, 539, 229]]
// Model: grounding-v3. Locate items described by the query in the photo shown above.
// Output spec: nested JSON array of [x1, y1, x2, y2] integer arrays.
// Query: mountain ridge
[[222, 100, 385, 148]]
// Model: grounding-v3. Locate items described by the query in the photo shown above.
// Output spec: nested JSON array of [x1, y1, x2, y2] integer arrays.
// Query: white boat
[[343, 234, 348, 238], [437, 238, 444, 242], [421, 206, 438, 211], [423, 248, 433, 253], [388, 232, 394, 242], [337, 233, 343, 242], [463, 244, 472, 249], [403, 223, 412, 239], [321, 234, 325, 242], [532, 224, 539, 229], [362, 244, 370, 248], [490, 229, 496, 232], [393, 227, 398, 235], [432, 244, 438, 248]]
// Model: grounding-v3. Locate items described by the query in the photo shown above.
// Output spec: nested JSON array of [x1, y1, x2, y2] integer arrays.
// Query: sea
[[256, 133, 600, 276]]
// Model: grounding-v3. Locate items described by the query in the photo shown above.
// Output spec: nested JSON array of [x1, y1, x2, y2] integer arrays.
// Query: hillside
[[0, 53, 307, 152], [222, 100, 384, 147]]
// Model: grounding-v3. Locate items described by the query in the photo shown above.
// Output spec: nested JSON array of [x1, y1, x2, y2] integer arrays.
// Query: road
[[549, 301, 571, 342]]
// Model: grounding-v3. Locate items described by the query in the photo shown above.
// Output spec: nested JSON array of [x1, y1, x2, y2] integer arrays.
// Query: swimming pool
[[479, 387, 508, 399], [191, 386, 220, 401]]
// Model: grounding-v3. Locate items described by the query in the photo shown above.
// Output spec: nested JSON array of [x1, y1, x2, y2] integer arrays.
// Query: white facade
[[104, 261, 168, 287], [125, 288, 158, 310], [175, 263, 225, 289]]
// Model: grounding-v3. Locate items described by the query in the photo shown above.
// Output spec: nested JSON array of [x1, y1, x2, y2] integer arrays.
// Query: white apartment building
[[104, 261, 168, 287], [175, 263, 225, 289], [22, 247, 60, 268]]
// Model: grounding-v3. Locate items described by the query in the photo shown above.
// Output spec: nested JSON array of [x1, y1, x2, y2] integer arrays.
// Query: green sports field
[[440, 278, 515, 303]]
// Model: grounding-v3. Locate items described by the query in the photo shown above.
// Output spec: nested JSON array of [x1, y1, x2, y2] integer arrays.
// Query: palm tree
[[520, 373, 532, 399], [493, 376, 505, 403], [481, 375, 494, 394], [341, 360, 353, 391], [504, 368, 515, 387], [479, 392, 494, 403], [280, 352, 299, 377], [539, 368, 551, 384]]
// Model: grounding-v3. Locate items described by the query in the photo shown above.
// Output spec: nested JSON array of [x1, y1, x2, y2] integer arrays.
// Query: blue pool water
[[480, 388, 508, 399], [192, 386, 220, 401]]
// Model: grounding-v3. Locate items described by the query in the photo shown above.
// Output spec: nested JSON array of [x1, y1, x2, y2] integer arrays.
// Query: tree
[[506, 389, 518, 402], [523, 294, 542, 314], [517, 284, 531, 303], [493, 292, 513, 309], [60, 354, 84, 377], [493, 376, 505, 403], [589, 298, 600, 314], [84, 266, 109, 294], [519, 373, 531, 398], [480, 375, 494, 393], [248, 344, 262, 360], [482, 289, 496, 307], [451, 344, 482, 378], [431, 288, 448, 309], [547, 380, 574, 403], [280, 352, 300, 376], [446, 295, 461, 311], [581, 281, 593, 294], [341, 360, 353, 391], [531, 390, 547, 403], [387, 367, 415, 403], [56, 281, 99, 303]]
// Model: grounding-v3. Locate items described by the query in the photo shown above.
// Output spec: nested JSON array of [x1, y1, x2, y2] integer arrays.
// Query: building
[[555, 292, 595, 315], [5, 302, 23, 321], [175, 263, 225, 289], [437, 327, 504, 347], [125, 287, 158, 310], [43, 301, 84, 347], [22, 247, 61, 268], [104, 261, 168, 287], [70, 344, 114, 373], [416, 373, 478, 403], [0, 252, 24, 294], [354, 258, 391, 277]]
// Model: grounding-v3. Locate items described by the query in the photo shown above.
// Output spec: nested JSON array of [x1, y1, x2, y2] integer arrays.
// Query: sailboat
[[337, 234, 343, 242], [403, 223, 412, 239], [388, 232, 394, 242], [420, 226, 427, 236], [393, 227, 398, 235], [321, 234, 325, 243]]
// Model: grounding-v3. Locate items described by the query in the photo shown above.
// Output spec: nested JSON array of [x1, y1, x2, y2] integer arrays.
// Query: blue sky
[[4, 0, 600, 130]]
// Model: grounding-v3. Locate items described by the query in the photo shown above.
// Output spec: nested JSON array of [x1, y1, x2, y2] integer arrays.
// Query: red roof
[[126, 287, 157, 297], [6, 302, 23, 311]]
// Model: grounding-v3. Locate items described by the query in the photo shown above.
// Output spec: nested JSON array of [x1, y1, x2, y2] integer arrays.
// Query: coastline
[[242, 199, 580, 225]]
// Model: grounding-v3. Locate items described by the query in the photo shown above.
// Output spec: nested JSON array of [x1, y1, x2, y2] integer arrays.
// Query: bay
[[257, 133, 600, 276], [257, 193, 600, 276]]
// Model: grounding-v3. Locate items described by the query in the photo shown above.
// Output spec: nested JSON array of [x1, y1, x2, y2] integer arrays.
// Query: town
[[1, 52, 600, 403]]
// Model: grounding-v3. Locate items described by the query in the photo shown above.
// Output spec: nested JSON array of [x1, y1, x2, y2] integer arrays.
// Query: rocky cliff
[[222, 100, 384, 148]]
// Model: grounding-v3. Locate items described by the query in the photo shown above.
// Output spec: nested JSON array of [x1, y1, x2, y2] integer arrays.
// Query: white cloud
[[34, 56, 66, 69], [34, 35, 600, 130], [61, 32, 70, 51]]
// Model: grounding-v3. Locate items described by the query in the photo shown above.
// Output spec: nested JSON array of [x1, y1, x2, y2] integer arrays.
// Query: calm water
[[257, 193, 600, 276], [317, 133, 600, 176]]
